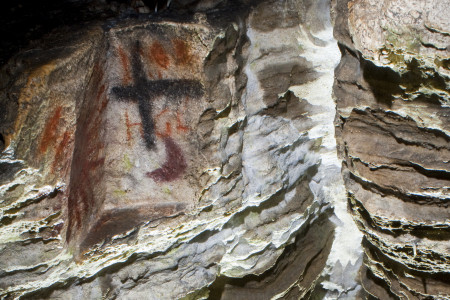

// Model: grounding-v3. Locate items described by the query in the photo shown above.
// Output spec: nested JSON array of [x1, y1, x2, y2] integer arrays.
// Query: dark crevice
[[349, 193, 450, 241], [363, 238, 450, 291], [362, 262, 400, 300], [350, 155, 450, 183], [361, 58, 402, 108], [208, 213, 335, 299], [0, 0, 108, 66], [349, 108, 450, 151], [403, 161, 450, 181], [348, 171, 449, 207], [0, 133, 5, 152]]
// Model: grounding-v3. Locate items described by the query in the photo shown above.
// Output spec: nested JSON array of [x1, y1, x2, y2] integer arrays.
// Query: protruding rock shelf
[[3, 0, 448, 299], [333, 0, 450, 298], [0, 0, 363, 298]]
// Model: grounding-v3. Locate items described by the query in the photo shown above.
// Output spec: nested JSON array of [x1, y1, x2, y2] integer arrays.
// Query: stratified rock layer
[[332, 0, 450, 298], [0, 0, 362, 299]]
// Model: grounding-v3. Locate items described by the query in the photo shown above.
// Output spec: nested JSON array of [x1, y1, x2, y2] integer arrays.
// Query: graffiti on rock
[[67, 32, 205, 248], [112, 40, 203, 150]]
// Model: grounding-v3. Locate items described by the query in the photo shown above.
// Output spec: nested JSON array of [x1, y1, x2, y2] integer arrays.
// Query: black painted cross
[[111, 40, 203, 150]]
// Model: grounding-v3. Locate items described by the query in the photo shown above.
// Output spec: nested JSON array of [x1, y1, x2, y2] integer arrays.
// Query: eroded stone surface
[[66, 22, 214, 253], [0, 0, 363, 299], [333, 0, 450, 298]]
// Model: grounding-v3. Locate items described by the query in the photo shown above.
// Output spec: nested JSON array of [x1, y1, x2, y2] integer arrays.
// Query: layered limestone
[[0, 0, 362, 299], [332, 0, 450, 298]]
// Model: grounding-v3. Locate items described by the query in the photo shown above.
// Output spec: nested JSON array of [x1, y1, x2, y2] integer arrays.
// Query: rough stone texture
[[5, 0, 450, 298], [0, 0, 364, 299], [332, 0, 450, 298]]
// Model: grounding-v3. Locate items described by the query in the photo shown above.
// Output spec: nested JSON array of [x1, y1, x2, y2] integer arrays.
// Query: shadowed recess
[[208, 214, 335, 299]]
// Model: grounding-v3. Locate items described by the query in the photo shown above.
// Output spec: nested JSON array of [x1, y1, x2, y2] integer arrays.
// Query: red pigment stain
[[67, 156, 105, 241], [51, 130, 72, 173], [155, 109, 170, 137], [173, 39, 190, 65], [147, 136, 186, 182], [118, 46, 132, 84], [138, 46, 154, 79], [99, 97, 109, 114], [165, 121, 172, 137], [125, 112, 132, 141], [176, 112, 189, 132], [156, 108, 169, 119], [155, 109, 190, 137], [150, 42, 170, 69], [93, 63, 104, 83], [66, 69, 107, 242], [125, 111, 142, 142], [39, 106, 62, 154], [96, 84, 106, 104]]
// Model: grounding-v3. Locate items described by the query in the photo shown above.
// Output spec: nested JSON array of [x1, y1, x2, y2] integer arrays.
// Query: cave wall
[[0, 0, 364, 299], [1, 0, 448, 299], [332, 0, 450, 298]]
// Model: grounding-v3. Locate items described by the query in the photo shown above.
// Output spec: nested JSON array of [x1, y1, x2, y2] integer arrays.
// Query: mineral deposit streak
[[111, 40, 203, 181]]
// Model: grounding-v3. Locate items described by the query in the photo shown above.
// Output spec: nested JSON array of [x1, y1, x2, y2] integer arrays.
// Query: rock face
[[332, 0, 450, 298], [0, 0, 363, 299], [2, 0, 448, 299]]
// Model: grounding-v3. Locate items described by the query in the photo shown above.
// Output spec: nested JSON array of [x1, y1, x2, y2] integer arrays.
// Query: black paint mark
[[112, 41, 203, 149]]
